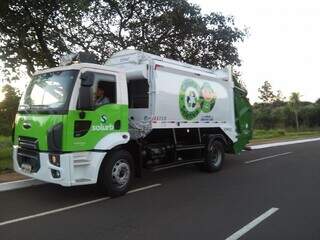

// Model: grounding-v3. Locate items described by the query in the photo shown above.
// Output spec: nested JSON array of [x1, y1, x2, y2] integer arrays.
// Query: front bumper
[[13, 145, 106, 186]]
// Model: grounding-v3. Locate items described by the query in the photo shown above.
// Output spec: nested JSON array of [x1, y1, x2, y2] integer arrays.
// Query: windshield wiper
[[31, 104, 50, 109], [46, 107, 60, 114], [30, 105, 61, 114]]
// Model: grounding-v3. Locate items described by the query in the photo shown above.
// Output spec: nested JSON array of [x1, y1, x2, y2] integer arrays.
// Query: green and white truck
[[12, 50, 252, 196]]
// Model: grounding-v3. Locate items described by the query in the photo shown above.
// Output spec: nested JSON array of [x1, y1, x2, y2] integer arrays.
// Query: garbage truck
[[12, 50, 252, 196]]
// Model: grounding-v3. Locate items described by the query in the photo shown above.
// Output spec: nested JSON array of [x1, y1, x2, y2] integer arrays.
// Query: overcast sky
[[1, 0, 319, 103], [189, 0, 320, 103]]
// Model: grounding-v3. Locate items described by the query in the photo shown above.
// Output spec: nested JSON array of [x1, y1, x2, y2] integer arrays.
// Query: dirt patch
[[0, 171, 29, 183]]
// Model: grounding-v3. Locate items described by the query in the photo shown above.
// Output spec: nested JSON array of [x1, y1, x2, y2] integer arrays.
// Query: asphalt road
[[1, 141, 320, 240]]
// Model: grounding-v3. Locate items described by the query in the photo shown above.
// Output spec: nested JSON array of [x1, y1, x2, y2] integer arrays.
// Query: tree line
[[253, 81, 320, 131]]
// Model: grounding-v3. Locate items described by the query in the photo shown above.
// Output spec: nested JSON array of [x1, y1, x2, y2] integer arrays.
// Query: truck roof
[[33, 62, 124, 76], [105, 49, 230, 80]]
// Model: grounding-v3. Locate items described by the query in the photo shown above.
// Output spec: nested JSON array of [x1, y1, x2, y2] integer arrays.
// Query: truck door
[[65, 69, 128, 152]]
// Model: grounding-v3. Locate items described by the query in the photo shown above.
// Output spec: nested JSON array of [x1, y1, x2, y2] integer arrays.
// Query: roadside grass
[[251, 129, 320, 144], [0, 136, 12, 172]]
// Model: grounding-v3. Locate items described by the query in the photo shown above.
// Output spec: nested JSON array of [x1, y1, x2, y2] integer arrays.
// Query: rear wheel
[[98, 150, 133, 197], [202, 139, 225, 172]]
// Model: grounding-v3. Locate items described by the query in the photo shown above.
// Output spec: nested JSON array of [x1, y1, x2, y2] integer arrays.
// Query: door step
[[175, 144, 205, 151], [151, 159, 204, 172]]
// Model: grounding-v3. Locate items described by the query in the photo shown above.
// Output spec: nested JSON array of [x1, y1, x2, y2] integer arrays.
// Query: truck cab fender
[[93, 132, 131, 183]]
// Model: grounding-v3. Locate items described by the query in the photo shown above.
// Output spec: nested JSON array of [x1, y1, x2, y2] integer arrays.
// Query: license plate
[[21, 163, 32, 173]]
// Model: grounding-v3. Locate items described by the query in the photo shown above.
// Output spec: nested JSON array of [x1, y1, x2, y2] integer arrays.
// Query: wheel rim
[[112, 159, 130, 189], [208, 144, 222, 167]]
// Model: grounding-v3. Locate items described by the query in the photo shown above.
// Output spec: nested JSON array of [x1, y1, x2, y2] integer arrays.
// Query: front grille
[[18, 136, 39, 150], [17, 136, 40, 172], [17, 148, 40, 173]]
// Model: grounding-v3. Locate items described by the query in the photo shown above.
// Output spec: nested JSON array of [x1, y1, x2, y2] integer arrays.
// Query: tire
[[98, 150, 134, 197], [202, 139, 225, 172]]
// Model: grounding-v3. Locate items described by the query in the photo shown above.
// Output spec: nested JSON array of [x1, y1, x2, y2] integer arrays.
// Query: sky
[[1, 0, 320, 103]]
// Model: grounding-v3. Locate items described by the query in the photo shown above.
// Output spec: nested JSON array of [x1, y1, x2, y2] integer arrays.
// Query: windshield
[[19, 70, 79, 114]]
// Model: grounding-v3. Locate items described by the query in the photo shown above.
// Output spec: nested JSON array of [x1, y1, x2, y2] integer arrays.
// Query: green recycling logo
[[179, 79, 216, 120], [179, 79, 201, 120]]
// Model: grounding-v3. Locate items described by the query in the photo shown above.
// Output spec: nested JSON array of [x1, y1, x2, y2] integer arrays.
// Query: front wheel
[[202, 139, 225, 172], [98, 150, 133, 197]]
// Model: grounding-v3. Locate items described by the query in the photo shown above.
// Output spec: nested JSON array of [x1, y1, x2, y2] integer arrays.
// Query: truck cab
[[13, 62, 130, 193]]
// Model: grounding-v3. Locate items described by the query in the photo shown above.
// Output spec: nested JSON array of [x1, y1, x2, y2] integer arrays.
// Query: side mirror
[[80, 72, 94, 87], [78, 71, 94, 111], [78, 86, 93, 111]]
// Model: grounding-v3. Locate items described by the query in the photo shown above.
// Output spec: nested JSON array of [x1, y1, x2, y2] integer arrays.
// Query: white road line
[[225, 207, 279, 240], [0, 183, 161, 227], [250, 137, 320, 149], [245, 152, 292, 164], [127, 183, 161, 193]]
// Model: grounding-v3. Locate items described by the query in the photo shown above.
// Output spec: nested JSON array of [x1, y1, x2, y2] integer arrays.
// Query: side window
[[92, 72, 116, 108], [128, 78, 149, 108]]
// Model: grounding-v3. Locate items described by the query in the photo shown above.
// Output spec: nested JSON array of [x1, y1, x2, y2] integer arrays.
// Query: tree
[[252, 103, 274, 129], [0, 84, 21, 135], [258, 81, 276, 103], [233, 70, 247, 91], [0, 0, 247, 79], [275, 90, 285, 103], [299, 104, 318, 128], [288, 92, 301, 131], [0, 0, 91, 79]]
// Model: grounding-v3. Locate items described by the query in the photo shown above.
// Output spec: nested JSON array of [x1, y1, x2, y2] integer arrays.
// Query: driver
[[95, 85, 110, 106]]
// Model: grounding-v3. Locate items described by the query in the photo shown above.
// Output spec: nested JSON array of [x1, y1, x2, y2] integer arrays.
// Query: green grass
[[0, 136, 12, 172], [252, 129, 320, 142]]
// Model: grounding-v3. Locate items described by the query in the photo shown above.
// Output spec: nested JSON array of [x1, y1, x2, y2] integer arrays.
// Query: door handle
[[23, 123, 31, 129]]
